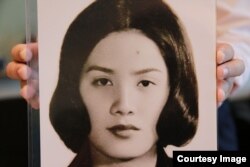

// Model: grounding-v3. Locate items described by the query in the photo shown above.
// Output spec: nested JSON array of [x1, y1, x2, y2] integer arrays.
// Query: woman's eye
[[138, 80, 155, 87], [93, 78, 112, 86]]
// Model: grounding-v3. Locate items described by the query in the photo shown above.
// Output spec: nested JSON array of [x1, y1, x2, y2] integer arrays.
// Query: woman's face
[[80, 30, 169, 159]]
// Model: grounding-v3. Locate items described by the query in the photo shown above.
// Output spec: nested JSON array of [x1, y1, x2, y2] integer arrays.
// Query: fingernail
[[218, 88, 225, 101], [217, 51, 225, 64], [17, 67, 31, 80], [223, 68, 229, 76], [20, 48, 32, 61], [17, 68, 26, 80]]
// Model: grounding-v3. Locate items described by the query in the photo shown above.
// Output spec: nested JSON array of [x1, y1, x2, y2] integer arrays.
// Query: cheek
[[80, 81, 109, 112], [83, 95, 110, 141], [141, 87, 169, 133], [135, 93, 167, 148], [83, 94, 106, 123], [143, 87, 169, 117], [80, 86, 113, 128]]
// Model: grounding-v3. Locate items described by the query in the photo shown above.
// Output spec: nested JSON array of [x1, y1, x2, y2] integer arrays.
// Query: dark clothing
[[228, 99, 250, 150], [218, 100, 239, 150], [69, 141, 92, 167], [156, 146, 173, 167], [69, 145, 172, 167]]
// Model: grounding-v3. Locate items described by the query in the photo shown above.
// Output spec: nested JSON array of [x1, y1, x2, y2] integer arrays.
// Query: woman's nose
[[110, 86, 136, 116]]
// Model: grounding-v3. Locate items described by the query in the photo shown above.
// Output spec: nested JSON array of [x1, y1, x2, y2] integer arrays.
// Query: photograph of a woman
[[38, 0, 217, 166], [47, 0, 198, 166]]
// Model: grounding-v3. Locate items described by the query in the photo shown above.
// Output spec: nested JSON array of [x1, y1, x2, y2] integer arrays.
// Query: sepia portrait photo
[[38, 0, 217, 166]]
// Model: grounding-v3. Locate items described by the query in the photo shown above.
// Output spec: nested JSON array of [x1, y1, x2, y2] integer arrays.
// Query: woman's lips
[[107, 124, 140, 139]]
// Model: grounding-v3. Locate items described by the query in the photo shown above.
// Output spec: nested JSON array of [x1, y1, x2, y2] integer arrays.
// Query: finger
[[20, 83, 36, 100], [20, 80, 40, 109], [5, 62, 31, 80], [11, 44, 32, 62], [217, 64, 228, 80], [20, 79, 39, 98], [27, 43, 39, 60], [217, 59, 245, 80], [217, 78, 234, 103], [217, 88, 225, 107], [29, 96, 40, 110], [216, 43, 234, 65]]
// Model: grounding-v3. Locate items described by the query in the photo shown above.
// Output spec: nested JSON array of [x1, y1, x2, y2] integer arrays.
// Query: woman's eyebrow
[[133, 68, 162, 75], [85, 65, 114, 74]]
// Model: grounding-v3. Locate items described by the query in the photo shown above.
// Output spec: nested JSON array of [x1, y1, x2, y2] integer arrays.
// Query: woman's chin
[[97, 143, 155, 161], [104, 149, 142, 160]]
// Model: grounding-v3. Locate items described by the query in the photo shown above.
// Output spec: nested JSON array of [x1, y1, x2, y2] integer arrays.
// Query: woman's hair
[[50, 0, 198, 153]]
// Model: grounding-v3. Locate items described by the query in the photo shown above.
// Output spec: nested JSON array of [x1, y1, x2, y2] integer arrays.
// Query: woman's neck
[[90, 144, 157, 167]]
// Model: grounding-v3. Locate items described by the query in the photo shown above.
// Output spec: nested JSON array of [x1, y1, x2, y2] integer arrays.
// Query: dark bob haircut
[[50, 0, 198, 153]]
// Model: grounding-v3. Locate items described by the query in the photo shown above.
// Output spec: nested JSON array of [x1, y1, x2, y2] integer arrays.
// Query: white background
[[38, 0, 216, 166]]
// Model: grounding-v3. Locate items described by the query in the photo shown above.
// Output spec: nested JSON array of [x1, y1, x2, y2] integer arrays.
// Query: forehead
[[85, 30, 167, 71]]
